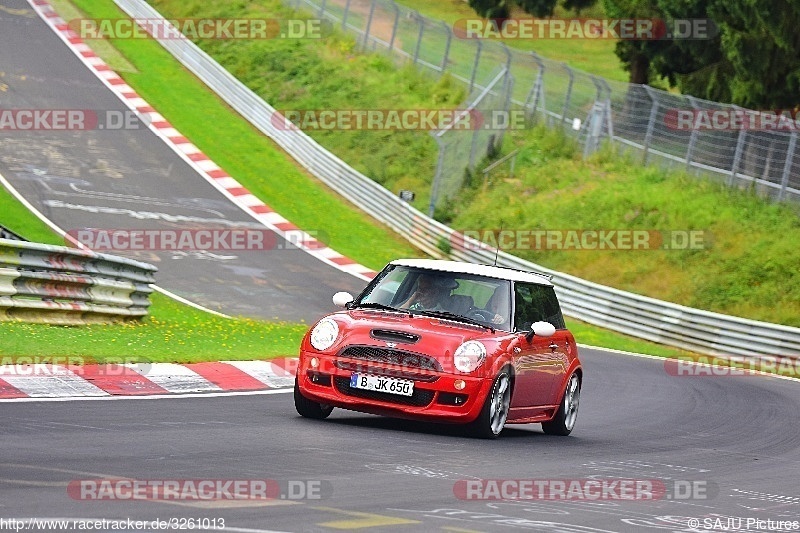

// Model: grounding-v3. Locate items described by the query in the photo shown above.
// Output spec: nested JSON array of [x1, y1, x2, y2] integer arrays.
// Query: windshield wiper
[[413, 309, 495, 332], [351, 302, 410, 314]]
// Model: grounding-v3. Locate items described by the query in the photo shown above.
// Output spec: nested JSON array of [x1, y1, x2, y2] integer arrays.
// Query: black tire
[[542, 373, 580, 436], [468, 368, 512, 439], [294, 377, 334, 419]]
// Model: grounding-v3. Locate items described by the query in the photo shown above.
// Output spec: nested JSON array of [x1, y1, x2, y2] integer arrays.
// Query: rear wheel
[[294, 377, 334, 419], [468, 369, 511, 439], [542, 373, 580, 436]]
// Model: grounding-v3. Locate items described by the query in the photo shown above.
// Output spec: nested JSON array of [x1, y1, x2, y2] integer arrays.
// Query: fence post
[[412, 11, 425, 65], [429, 136, 446, 217], [362, 0, 377, 49], [318, 0, 327, 17], [388, 2, 399, 53], [641, 86, 659, 165], [600, 77, 613, 139], [440, 21, 452, 72], [778, 131, 797, 201], [583, 76, 606, 158], [524, 52, 546, 124], [729, 113, 746, 186], [469, 40, 482, 93], [341, 0, 352, 29], [684, 96, 700, 173], [560, 63, 574, 129]]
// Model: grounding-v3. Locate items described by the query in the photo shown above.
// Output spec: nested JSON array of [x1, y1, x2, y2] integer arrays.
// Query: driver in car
[[483, 285, 509, 326], [398, 275, 457, 311]]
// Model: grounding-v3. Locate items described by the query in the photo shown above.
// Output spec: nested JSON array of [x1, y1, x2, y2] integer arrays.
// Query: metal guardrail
[[0, 238, 157, 324], [111, 0, 800, 358]]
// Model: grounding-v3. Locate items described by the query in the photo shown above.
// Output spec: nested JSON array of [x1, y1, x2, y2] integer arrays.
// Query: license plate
[[350, 373, 414, 396]]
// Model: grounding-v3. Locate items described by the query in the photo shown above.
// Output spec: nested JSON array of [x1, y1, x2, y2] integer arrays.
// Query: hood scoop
[[370, 329, 420, 344]]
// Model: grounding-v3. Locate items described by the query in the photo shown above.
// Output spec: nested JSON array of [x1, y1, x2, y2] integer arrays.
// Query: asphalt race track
[[2, 348, 799, 532], [1, 1, 799, 532], [0, 0, 365, 322]]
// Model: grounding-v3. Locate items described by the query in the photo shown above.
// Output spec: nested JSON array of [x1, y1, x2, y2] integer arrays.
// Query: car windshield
[[355, 265, 512, 331]]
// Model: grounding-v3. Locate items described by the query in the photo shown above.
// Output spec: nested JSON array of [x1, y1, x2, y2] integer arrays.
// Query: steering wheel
[[470, 309, 495, 322]]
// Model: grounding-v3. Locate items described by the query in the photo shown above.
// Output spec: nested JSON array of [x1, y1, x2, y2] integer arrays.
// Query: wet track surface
[[0, 0, 364, 322], [2, 348, 799, 532]]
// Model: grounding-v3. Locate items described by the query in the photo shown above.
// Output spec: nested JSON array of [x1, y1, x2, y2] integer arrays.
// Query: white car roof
[[389, 259, 553, 286]]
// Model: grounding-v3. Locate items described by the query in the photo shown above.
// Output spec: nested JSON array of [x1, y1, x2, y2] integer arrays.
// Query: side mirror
[[332, 291, 354, 308], [524, 321, 556, 342]]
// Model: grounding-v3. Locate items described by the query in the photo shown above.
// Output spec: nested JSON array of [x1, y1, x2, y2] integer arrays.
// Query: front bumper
[[297, 349, 494, 423]]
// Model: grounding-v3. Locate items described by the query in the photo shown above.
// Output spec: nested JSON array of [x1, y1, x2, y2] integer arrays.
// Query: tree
[[468, 0, 594, 19], [467, 0, 510, 19], [468, 0, 800, 109], [562, 0, 597, 15], [705, 0, 800, 108]]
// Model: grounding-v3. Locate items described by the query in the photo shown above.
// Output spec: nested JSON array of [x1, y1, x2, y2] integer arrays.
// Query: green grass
[[4, 0, 791, 365], [133, 0, 800, 327], [1, 184, 307, 363], [1, 177, 700, 362], [0, 292, 307, 362], [0, 187, 63, 246], [450, 126, 800, 326]]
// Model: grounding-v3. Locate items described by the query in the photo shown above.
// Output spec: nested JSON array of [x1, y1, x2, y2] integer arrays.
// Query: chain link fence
[[429, 66, 513, 216], [286, 0, 800, 204]]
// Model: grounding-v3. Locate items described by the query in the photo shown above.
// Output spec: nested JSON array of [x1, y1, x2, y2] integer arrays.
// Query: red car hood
[[325, 309, 511, 361]]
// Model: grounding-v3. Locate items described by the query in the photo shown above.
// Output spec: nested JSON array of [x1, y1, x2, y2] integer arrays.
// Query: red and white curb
[[0, 358, 299, 400], [28, 0, 377, 282]]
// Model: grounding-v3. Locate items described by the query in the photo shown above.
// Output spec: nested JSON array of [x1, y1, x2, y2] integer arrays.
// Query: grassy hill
[[130, 0, 800, 327]]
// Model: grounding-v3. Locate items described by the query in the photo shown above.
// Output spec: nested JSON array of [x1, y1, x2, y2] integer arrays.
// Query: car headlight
[[309, 318, 339, 351], [454, 340, 486, 373]]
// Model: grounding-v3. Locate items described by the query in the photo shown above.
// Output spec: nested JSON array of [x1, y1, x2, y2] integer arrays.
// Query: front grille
[[339, 345, 442, 372], [334, 361, 438, 382], [334, 376, 435, 407]]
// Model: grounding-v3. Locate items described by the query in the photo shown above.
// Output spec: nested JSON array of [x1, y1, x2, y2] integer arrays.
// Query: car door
[[509, 282, 567, 408]]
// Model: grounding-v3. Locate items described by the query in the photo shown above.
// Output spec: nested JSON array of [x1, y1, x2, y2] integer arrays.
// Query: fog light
[[310, 357, 319, 369], [454, 379, 465, 390]]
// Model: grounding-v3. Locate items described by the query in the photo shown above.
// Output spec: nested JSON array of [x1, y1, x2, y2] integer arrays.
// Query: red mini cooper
[[294, 259, 582, 438]]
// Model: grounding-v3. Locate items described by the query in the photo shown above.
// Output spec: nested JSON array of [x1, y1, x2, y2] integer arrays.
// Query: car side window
[[513, 283, 566, 331]]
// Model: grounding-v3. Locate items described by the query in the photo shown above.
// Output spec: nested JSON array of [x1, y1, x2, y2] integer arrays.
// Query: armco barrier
[[109, 0, 800, 358], [0, 238, 157, 324]]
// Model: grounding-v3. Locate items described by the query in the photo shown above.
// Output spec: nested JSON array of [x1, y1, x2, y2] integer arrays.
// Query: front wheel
[[542, 373, 580, 436], [468, 369, 511, 439], [294, 377, 334, 419]]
